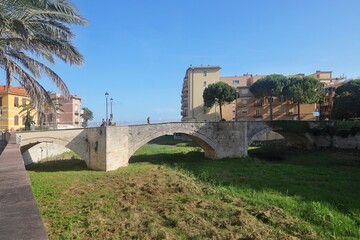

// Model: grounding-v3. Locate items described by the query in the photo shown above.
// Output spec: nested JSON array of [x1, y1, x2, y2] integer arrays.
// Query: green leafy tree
[[19, 104, 35, 130], [203, 82, 236, 121], [331, 79, 360, 120], [249, 74, 288, 120], [81, 107, 94, 127], [284, 76, 324, 120], [0, 0, 86, 112]]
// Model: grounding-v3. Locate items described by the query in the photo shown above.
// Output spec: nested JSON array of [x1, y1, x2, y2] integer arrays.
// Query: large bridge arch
[[127, 126, 217, 159]]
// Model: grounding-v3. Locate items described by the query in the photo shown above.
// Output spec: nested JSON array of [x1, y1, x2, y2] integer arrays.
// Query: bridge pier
[[86, 127, 130, 171]]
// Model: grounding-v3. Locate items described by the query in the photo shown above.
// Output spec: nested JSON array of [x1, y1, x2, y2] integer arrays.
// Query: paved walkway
[[0, 135, 48, 240]]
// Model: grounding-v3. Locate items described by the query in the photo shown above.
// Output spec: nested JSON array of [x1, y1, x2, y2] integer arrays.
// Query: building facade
[[0, 85, 37, 131], [181, 65, 221, 121], [310, 71, 346, 120], [181, 66, 346, 122], [46, 93, 83, 129]]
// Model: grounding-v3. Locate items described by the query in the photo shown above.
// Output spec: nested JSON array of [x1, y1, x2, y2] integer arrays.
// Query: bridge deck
[[0, 135, 48, 240]]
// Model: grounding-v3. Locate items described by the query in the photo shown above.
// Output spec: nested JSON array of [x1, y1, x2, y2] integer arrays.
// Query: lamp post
[[110, 98, 113, 120], [105, 92, 109, 123]]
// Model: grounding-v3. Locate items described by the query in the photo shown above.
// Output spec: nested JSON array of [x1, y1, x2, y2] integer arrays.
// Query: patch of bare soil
[[60, 166, 314, 239]]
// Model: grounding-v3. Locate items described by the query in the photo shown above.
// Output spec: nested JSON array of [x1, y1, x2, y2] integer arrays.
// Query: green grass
[[27, 137, 360, 239]]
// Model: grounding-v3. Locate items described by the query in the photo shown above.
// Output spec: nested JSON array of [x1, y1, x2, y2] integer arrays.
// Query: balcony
[[253, 114, 263, 118]]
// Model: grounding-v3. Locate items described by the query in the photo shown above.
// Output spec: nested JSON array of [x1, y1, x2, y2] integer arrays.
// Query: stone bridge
[[16, 121, 360, 171], [16, 122, 274, 171]]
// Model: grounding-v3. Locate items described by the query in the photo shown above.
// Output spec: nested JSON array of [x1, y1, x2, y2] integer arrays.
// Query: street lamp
[[105, 92, 109, 123], [110, 98, 113, 120]]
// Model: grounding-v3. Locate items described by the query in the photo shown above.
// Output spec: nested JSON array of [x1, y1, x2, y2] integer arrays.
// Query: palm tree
[[0, 0, 86, 111]]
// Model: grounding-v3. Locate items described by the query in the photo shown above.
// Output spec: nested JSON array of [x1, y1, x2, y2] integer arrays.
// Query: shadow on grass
[[26, 159, 89, 172], [130, 149, 360, 215]]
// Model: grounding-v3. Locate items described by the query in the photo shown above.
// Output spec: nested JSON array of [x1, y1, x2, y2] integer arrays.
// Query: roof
[[187, 65, 221, 70], [0, 85, 27, 96]]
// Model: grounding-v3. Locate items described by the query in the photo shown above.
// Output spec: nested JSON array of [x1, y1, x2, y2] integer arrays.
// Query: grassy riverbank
[[27, 138, 360, 239]]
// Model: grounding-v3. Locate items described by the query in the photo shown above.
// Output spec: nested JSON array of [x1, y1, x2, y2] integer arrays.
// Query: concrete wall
[[308, 133, 360, 149], [22, 142, 71, 165]]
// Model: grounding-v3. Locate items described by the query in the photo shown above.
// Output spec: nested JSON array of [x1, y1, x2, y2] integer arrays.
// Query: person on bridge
[[101, 119, 106, 127], [147, 116, 150, 124]]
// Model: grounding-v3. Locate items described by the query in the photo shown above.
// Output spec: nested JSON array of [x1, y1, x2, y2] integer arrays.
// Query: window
[[203, 71, 207, 77], [0, 97, 2, 106], [22, 98, 26, 106], [14, 115, 19, 125], [232, 118, 236, 121], [232, 110, 236, 115], [241, 99, 248, 105], [233, 80, 240, 85], [267, 97, 273, 103], [240, 89, 249, 95], [241, 109, 248, 115], [14, 97, 19, 107], [203, 81, 207, 87], [255, 109, 260, 116]]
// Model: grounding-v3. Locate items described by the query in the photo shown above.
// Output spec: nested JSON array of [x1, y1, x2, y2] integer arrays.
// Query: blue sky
[[16, 1, 360, 123]]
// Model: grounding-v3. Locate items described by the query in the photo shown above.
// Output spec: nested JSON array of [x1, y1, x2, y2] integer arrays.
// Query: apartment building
[[0, 85, 37, 131], [46, 93, 83, 128], [220, 74, 266, 121], [181, 65, 221, 121], [180, 66, 345, 122], [236, 85, 317, 121]]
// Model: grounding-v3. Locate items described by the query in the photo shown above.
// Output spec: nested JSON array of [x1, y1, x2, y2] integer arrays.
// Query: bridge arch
[[18, 135, 89, 167], [128, 127, 217, 160], [248, 127, 311, 149]]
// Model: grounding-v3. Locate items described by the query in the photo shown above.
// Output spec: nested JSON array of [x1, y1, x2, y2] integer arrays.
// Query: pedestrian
[[108, 118, 112, 126], [147, 116, 150, 124], [101, 119, 106, 126]]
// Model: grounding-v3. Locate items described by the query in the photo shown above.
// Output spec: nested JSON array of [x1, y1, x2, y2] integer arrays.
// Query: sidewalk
[[0, 135, 48, 240]]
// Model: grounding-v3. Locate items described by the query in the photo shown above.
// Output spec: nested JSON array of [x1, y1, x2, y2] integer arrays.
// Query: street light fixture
[[105, 92, 109, 123], [110, 98, 113, 120]]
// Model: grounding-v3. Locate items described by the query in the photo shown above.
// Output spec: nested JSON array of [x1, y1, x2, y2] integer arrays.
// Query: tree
[[203, 82, 236, 121], [284, 76, 324, 120], [249, 74, 288, 120], [81, 107, 94, 127], [19, 104, 35, 130], [0, 0, 86, 112], [331, 79, 360, 120]]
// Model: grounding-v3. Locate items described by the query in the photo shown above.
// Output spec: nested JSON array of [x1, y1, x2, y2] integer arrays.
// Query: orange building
[[180, 66, 346, 122]]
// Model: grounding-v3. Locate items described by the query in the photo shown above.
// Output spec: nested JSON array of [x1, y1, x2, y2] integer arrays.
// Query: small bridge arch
[[247, 123, 312, 149], [16, 129, 89, 166]]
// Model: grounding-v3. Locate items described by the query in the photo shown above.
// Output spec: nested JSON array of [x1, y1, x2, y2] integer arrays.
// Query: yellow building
[[181, 65, 221, 121], [0, 85, 37, 131]]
